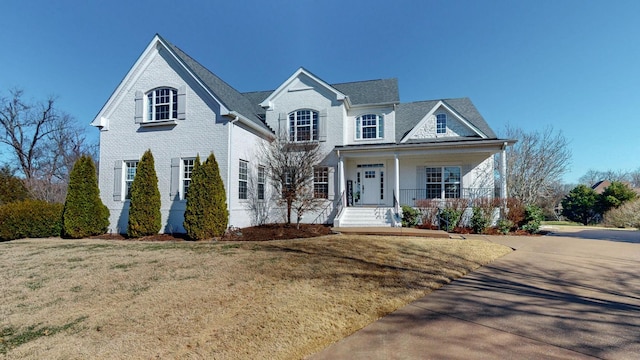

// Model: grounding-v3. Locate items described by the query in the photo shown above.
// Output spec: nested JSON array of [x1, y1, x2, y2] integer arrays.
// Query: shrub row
[[410, 198, 543, 234], [0, 200, 64, 241]]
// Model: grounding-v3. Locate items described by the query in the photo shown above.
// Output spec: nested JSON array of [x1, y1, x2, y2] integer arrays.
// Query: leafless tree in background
[[0, 89, 95, 202], [505, 125, 571, 206]]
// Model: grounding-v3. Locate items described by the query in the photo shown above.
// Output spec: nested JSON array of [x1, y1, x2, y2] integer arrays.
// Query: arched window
[[147, 87, 178, 121], [436, 113, 447, 134], [355, 114, 384, 139], [289, 109, 318, 141]]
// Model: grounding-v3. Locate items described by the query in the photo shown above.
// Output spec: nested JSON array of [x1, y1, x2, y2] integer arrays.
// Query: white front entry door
[[359, 168, 383, 205]]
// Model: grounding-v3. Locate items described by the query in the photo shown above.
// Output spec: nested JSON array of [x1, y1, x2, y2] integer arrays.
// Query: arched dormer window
[[436, 113, 447, 134], [147, 87, 178, 121], [289, 109, 318, 142], [355, 114, 384, 139]]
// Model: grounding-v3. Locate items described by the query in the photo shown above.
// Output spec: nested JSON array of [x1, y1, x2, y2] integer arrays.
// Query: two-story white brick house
[[92, 34, 514, 233]]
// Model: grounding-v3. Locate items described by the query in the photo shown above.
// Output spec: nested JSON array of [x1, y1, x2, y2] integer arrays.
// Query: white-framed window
[[182, 158, 195, 198], [289, 110, 318, 142], [147, 87, 178, 121], [124, 160, 139, 200], [426, 166, 461, 199], [356, 114, 384, 139], [436, 114, 447, 134], [239, 159, 248, 200], [314, 167, 329, 199], [257, 165, 266, 200]]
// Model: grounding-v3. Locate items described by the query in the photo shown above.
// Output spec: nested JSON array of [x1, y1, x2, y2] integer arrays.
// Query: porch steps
[[337, 207, 395, 227]]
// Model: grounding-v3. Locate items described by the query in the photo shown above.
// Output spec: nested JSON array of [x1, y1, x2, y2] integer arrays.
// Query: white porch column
[[394, 153, 400, 209], [338, 153, 345, 200], [501, 143, 508, 199]]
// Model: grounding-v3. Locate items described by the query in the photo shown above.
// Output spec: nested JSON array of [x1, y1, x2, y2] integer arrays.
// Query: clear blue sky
[[2, 0, 639, 183]]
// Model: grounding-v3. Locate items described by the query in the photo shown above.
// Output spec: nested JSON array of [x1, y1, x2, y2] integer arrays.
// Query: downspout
[[227, 116, 240, 220], [501, 142, 508, 216]]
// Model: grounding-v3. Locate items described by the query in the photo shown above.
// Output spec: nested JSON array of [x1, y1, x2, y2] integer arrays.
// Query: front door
[[356, 164, 385, 205]]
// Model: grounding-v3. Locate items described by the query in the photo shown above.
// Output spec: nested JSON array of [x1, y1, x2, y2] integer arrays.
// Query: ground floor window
[[426, 166, 461, 199], [257, 165, 265, 200], [239, 160, 248, 200], [182, 158, 195, 198], [124, 160, 138, 199], [314, 167, 329, 199]]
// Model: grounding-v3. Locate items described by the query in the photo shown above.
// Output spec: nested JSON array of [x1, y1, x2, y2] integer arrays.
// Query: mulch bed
[[90, 224, 333, 242]]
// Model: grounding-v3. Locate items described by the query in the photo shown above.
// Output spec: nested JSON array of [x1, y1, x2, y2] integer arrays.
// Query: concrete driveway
[[309, 227, 640, 359]]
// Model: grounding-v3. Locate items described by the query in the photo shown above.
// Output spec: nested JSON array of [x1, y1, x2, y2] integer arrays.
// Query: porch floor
[[331, 227, 450, 239]]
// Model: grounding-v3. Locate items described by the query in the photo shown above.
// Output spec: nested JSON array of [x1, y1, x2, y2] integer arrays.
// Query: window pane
[[314, 167, 329, 199], [239, 160, 248, 199]]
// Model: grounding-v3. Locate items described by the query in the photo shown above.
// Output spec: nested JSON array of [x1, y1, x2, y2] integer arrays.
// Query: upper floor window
[[356, 114, 384, 139], [289, 110, 318, 142], [436, 114, 447, 134], [147, 88, 178, 121]]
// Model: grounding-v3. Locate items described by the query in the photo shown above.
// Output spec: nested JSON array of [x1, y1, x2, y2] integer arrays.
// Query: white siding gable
[[402, 102, 487, 143]]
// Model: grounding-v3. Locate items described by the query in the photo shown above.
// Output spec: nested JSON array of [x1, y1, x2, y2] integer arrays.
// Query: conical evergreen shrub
[[62, 155, 109, 238], [184, 153, 228, 240], [127, 149, 161, 237]]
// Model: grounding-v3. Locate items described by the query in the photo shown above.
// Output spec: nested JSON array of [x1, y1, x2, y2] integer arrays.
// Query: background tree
[[0, 166, 30, 205], [258, 135, 323, 225], [597, 181, 637, 213], [127, 150, 161, 237], [504, 125, 571, 206], [0, 89, 94, 202], [62, 155, 109, 238], [579, 169, 631, 186], [183, 153, 228, 240], [561, 185, 599, 225]]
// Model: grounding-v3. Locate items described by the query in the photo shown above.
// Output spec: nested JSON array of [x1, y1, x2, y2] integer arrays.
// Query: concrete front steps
[[335, 206, 397, 227]]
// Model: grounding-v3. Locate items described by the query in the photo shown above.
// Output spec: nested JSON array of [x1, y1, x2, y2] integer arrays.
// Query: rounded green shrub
[[401, 205, 420, 227], [439, 208, 462, 232], [522, 205, 544, 233], [127, 150, 161, 237], [470, 206, 490, 234], [62, 155, 109, 238], [0, 200, 63, 241]]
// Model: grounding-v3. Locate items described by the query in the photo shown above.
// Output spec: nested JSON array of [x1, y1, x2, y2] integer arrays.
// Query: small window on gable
[[289, 110, 318, 142], [436, 114, 447, 134], [355, 114, 384, 140], [147, 88, 178, 121]]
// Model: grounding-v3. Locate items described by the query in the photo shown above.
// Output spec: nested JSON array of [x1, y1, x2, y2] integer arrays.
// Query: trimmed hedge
[[0, 200, 63, 241], [184, 153, 228, 240], [62, 155, 110, 238], [127, 149, 161, 237]]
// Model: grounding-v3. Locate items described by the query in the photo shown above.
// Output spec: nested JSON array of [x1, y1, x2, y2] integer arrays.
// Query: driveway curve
[[309, 228, 640, 359]]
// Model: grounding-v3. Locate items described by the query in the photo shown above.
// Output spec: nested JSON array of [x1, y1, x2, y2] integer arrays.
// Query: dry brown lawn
[[0, 234, 511, 359]]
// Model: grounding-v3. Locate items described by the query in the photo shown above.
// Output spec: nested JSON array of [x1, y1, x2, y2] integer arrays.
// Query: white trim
[[259, 68, 346, 109], [400, 101, 488, 143]]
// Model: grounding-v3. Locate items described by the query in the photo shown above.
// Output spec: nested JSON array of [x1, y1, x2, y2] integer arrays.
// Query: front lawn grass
[[1, 235, 511, 359]]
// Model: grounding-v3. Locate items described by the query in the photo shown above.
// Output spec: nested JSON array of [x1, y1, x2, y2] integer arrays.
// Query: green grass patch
[[0, 316, 88, 355]]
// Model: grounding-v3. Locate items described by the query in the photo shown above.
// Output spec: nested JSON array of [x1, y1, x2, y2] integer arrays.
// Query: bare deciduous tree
[[258, 135, 324, 227], [504, 125, 571, 206], [578, 169, 631, 186], [0, 89, 94, 202]]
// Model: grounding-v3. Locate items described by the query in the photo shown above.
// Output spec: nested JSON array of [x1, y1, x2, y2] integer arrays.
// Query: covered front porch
[[332, 140, 510, 227]]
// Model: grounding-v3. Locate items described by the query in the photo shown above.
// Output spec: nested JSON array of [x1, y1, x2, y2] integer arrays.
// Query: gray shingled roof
[[395, 98, 497, 143], [332, 79, 399, 105], [158, 35, 271, 132]]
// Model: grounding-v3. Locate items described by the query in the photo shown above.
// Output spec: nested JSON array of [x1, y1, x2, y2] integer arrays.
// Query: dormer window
[[436, 114, 447, 134], [147, 88, 178, 121], [356, 114, 384, 139], [289, 110, 318, 142]]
